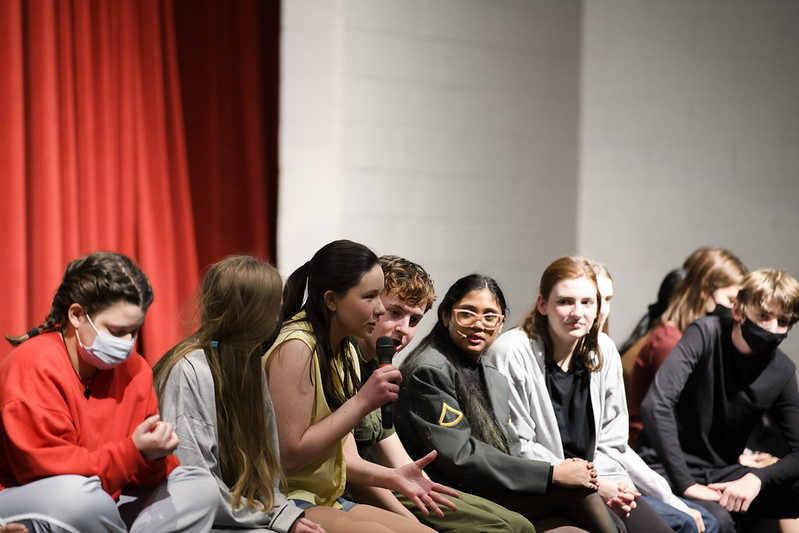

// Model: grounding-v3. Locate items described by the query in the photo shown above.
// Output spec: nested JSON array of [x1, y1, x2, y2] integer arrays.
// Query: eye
[[390, 309, 401, 317], [778, 318, 790, 328], [410, 317, 421, 327]]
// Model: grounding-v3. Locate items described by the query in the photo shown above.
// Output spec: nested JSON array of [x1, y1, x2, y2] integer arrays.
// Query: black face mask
[[740, 318, 787, 355], [709, 303, 733, 322]]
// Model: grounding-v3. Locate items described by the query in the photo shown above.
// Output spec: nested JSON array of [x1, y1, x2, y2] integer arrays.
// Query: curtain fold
[[0, 0, 200, 364], [173, 0, 279, 270], [0, 0, 279, 364]]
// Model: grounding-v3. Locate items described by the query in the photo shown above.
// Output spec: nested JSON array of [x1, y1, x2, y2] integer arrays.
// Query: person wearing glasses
[[395, 273, 618, 533]]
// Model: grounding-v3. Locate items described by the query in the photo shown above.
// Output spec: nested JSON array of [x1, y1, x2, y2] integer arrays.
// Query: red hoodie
[[0, 333, 178, 499]]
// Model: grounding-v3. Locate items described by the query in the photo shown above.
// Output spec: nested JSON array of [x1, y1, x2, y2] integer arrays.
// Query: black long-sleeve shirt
[[637, 316, 799, 493]]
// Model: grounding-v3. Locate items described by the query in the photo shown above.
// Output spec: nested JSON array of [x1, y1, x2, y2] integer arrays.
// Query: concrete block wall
[[280, 0, 583, 343], [579, 0, 799, 357], [281, 0, 799, 359]]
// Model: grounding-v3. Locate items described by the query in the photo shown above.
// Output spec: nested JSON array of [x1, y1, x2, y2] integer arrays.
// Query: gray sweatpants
[[0, 466, 217, 533]]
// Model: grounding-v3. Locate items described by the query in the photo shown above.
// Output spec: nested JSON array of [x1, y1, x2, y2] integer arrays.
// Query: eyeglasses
[[452, 309, 505, 330]]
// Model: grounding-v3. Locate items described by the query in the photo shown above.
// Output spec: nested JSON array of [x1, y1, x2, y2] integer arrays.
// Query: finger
[[431, 482, 459, 498], [706, 482, 727, 491], [410, 496, 429, 516], [431, 492, 458, 511], [423, 495, 444, 518], [138, 414, 160, 431], [415, 450, 437, 469]]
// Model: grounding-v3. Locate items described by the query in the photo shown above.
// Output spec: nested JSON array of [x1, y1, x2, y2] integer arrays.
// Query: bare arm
[[266, 339, 401, 473], [343, 434, 457, 518]]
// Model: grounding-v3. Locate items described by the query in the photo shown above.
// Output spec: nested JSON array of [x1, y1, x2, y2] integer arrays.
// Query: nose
[[761, 317, 780, 334], [374, 298, 386, 317], [395, 317, 411, 337]]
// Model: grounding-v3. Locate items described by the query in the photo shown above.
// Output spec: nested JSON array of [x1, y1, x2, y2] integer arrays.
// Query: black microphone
[[376, 336, 395, 429]]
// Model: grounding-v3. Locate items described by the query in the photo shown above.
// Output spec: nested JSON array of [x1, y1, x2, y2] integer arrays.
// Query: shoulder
[[0, 334, 72, 402], [412, 346, 449, 367], [487, 329, 544, 376], [169, 350, 213, 388], [490, 329, 535, 354], [772, 349, 797, 377], [597, 333, 621, 365], [264, 318, 316, 361], [403, 347, 455, 381]]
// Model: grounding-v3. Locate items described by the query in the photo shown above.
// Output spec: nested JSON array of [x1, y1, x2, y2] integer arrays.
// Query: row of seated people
[[0, 244, 796, 533]]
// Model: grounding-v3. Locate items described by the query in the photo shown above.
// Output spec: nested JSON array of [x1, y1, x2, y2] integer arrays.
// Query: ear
[[441, 311, 450, 328], [731, 301, 745, 322], [323, 290, 338, 313], [536, 294, 547, 316], [67, 303, 84, 329]]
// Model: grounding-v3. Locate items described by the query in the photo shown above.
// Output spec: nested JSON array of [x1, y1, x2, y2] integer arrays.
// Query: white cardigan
[[485, 328, 690, 513]]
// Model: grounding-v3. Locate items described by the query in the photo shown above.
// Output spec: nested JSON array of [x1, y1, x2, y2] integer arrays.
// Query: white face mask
[[76, 314, 136, 369]]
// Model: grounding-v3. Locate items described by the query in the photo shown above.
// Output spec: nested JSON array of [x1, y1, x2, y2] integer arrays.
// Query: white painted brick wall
[[280, 0, 582, 348], [579, 0, 799, 358], [280, 0, 799, 359]]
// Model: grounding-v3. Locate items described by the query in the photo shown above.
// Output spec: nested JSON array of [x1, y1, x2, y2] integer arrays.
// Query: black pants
[[685, 463, 799, 533], [609, 495, 673, 533]]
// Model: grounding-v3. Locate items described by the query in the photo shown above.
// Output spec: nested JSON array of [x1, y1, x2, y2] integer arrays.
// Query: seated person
[[0, 252, 216, 533], [638, 269, 799, 533], [486, 256, 702, 533], [395, 273, 618, 533], [351, 255, 535, 533], [154, 256, 325, 533], [629, 247, 745, 448]]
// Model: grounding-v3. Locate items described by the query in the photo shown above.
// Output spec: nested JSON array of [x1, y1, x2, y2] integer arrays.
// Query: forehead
[[353, 264, 385, 291], [454, 288, 500, 311], [93, 301, 146, 327], [382, 290, 425, 317], [749, 298, 789, 319], [550, 276, 596, 299]]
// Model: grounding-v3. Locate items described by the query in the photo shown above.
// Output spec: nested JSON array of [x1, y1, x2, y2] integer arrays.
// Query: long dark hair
[[619, 268, 686, 354], [6, 251, 153, 346], [154, 256, 283, 511], [278, 240, 379, 410], [402, 273, 510, 451], [402, 273, 508, 372]]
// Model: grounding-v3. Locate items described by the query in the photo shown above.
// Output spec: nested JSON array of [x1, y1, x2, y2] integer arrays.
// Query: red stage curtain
[[0, 0, 198, 365], [173, 0, 280, 270], [0, 0, 279, 364]]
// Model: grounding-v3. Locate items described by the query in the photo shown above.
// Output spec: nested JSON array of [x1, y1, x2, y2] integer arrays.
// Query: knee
[[506, 514, 537, 533], [169, 466, 218, 510], [44, 476, 121, 531]]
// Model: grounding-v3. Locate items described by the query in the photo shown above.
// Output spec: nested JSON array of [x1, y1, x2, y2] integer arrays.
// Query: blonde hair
[[587, 259, 612, 334], [736, 269, 799, 327], [154, 255, 283, 511], [663, 247, 746, 332], [521, 256, 603, 372]]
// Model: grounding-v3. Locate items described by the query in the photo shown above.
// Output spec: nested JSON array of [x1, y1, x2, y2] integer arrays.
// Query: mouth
[[392, 338, 403, 352], [466, 334, 484, 345]]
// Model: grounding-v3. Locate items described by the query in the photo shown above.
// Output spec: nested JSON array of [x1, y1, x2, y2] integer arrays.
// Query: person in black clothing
[[638, 269, 799, 532]]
